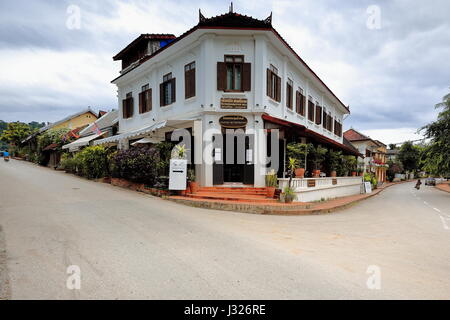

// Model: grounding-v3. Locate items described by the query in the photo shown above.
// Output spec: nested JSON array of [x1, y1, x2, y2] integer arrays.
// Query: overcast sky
[[0, 0, 448, 144]]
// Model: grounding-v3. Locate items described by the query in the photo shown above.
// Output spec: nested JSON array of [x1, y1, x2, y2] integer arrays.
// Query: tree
[[0, 122, 32, 146], [397, 141, 420, 173], [420, 91, 450, 176], [388, 143, 397, 150]]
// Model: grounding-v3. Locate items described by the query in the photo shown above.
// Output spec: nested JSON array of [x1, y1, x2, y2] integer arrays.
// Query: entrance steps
[[186, 186, 277, 203]]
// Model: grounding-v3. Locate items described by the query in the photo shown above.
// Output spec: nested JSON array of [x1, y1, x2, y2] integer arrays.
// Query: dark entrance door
[[213, 131, 254, 185]]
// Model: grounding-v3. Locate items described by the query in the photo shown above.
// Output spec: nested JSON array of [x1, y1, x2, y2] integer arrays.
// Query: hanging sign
[[219, 115, 248, 129]]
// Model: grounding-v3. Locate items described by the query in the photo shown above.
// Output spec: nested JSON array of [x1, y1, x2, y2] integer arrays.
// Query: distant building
[[344, 129, 388, 183]]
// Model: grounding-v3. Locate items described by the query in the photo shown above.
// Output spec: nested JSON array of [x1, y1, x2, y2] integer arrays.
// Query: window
[[366, 149, 372, 157], [322, 108, 327, 129], [266, 65, 281, 102], [184, 61, 196, 99], [334, 119, 342, 137], [307, 99, 315, 122], [139, 84, 152, 114], [286, 79, 293, 110], [296, 89, 305, 116], [326, 113, 333, 132], [217, 55, 251, 92], [315, 103, 322, 125], [160, 73, 176, 106], [122, 92, 134, 119]]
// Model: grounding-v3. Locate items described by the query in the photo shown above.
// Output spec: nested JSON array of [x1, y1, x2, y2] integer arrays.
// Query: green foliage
[[37, 128, 71, 151], [283, 186, 297, 203], [286, 142, 310, 168], [342, 155, 357, 176], [173, 144, 188, 159], [420, 91, 450, 176], [112, 146, 160, 185], [386, 160, 403, 182], [363, 172, 372, 182], [327, 149, 342, 172], [0, 122, 32, 146], [79, 146, 109, 179], [397, 141, 420, 173], [265, 169, 278, 188], [187, 168, 196, 182], [310, 145, 328, 170], [371, 176, 378, 189], [155, 141, 175, 176]]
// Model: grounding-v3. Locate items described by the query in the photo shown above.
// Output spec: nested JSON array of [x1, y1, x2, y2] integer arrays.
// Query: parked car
[[425, 177, 436, 186]]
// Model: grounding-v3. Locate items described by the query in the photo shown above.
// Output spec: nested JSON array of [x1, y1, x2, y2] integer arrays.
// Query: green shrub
[[78, 146, 109, 179], [112, 145, 160, 185], [265, 169, 278, 187]]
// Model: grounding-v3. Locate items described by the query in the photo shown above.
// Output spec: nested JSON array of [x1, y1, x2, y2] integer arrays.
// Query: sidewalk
[[436, 182, 450, 193], [168, 180, 413, 215]]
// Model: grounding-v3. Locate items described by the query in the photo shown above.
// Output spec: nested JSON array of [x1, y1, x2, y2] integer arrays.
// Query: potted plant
[[311, 145, 327, 177], [283, 186, 297, 203], [327, 149, 342, 177], [187, 168, 198, 194], [287, 142, 308, 178], [265, 169, 278, 198], [342, 155, 357, 176]]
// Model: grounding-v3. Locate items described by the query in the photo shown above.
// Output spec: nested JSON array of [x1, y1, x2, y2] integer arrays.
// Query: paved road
[[0, 160, 449, 299]]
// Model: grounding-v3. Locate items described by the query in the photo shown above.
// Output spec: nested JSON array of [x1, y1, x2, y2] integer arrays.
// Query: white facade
[[102, 12, 351, 188]]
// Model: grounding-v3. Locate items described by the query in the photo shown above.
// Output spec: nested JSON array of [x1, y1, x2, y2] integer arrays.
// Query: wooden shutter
[[160, 83, 165, 106], [276, 76, 281, 102], [266, 69, 271, 97], [171, 78, 176, 103], [128, 97, 133, 117], [122, 99, 127, 118], [147, 89, 152, 111], [300, 94, 305, 116], [138, 92, 143, 114], [242, 63, 251, 91], [217, 62, 226, 91], [296, 91, 300, 113], [190, 69, 195, 97], [315, 105, 322, 125]]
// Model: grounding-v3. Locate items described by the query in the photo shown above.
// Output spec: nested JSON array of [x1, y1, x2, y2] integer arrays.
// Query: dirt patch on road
[[0, 225, 11, 300]]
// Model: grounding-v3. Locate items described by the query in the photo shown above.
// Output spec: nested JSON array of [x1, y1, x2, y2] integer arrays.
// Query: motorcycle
[[4, 156, 10, 162]]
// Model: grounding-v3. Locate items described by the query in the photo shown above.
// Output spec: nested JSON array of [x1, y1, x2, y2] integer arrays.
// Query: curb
[[168, 180, 414, 216], [435, 183, 450, 194]]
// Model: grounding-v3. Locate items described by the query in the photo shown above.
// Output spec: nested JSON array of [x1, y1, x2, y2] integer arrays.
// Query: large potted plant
[[187, 168, 198, 194], [327, 149, 342, 177], [287, 142, 308, 178], [311, 145, 327, 177], [283, 186, 297, 203], [265, 169, 278, 198], [343, 155, 357, 176]]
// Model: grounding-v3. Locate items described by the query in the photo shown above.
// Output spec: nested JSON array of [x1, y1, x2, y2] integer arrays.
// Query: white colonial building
[[95, 8, 359, 189]]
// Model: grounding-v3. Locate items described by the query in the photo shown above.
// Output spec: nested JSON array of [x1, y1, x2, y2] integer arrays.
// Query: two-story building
[[95, 8, 359, 188], [344, 129, 387, 183]]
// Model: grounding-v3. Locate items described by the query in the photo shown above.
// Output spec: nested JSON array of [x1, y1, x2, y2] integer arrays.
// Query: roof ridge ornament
[[199, 9, 206, 22], [264, 12, 272, 24]]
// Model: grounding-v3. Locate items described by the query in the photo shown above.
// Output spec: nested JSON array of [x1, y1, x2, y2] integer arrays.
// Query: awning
[[130, 137, 163, 146], [62, 132, 105, 151], [262, 114, 362, 157], [94, 118, 198, 146]]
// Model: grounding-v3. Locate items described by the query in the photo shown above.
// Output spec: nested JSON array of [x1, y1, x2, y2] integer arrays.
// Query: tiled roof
[[198, 11, 271, 28], [43, 143, 58, 151], [113, 34, 176, 60], [343, 129, 371, 141]]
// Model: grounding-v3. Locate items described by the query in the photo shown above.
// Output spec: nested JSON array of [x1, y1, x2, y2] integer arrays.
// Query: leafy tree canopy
[[397, 141, 421, 172], [0, 122, 32, 146], [420, 91, 450, 176]]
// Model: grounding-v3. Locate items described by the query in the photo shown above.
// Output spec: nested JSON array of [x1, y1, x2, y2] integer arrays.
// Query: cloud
[[0, 0, 448, 144]]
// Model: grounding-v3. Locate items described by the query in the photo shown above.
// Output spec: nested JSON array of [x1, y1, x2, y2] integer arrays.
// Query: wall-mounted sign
[[219, 115, 248, 129], [220, 98, 247, 109]]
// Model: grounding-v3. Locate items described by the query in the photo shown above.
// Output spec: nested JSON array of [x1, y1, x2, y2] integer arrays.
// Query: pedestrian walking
[[415, 179, 422, 190]]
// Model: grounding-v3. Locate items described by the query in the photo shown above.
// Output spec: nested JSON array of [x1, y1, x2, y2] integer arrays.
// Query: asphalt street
[[0, 159, 449, 299]]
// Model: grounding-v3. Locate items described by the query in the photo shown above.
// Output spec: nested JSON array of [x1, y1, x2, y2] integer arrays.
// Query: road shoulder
[[0, 225, 11, 300]]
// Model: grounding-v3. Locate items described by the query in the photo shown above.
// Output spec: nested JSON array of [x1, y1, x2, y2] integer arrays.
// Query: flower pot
[[295, 168, 305, 178], [266, 186, 276, 198], [189, 181, 199, 194], [359, 172, 364, 176], [351, 171, 357, 177], [330, 170, 337, 177], [314, 169, 321, 177], [284, 194, 294, 203]]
